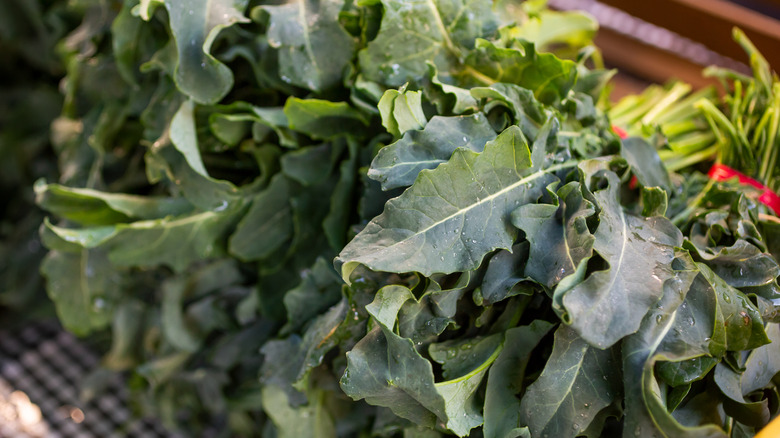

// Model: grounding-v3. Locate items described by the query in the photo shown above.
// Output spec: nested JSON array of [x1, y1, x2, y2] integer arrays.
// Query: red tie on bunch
[[707, 164, 780, 215], [612, 126, 780, 215]]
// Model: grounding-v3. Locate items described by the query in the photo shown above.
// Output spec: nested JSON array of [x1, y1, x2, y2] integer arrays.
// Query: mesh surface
[[0, 322, 180, 438]]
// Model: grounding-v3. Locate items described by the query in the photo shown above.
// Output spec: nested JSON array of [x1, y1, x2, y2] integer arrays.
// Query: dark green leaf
[[480, 243, 530, 305], [358, 0, 497, 86], [554, 169, 682, 348], [622, 136, 671, 192], [35, 180, 193, 226], [258, 0, 356, 92], [337, 124, 561, 280], [686, 239, 780, 289], [284, 97, 370, 140], [40, 249, 118, 336], [340, 285, 447, 428], [462, 39, 577, 105], [512, 181, 595, 289], [368, 113, 496, 190], [137, 0, 249, 104], [469, 83, 545, 139], [622, 251, 727, 438], [695, 263, 770, 354], [229, 174, 293, 261], [483, 320, 554, 438], [519, 324, 622, 438]]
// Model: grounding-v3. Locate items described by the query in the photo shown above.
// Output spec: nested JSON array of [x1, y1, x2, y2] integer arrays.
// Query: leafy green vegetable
[[256, 0, 356, 92], [369, 113, 496, 190], [519, 325, 621, 437], [13, 0, 780, 437]]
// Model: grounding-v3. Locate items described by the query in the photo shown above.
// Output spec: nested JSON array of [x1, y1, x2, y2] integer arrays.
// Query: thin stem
[[461, 65, 496, 86], [662, 145, 719, 172], [671, 178, 716, 226], [642, 82, 692, 125]]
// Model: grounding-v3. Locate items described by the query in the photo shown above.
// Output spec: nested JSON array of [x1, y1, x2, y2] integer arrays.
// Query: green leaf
[[260, 298, 353, 394], [35, 180, 193, 226], [281, 258, 342, 335], [261, 385, 336, 438], [642, 186, 668, 217], [512, 181, 595, 289], [340, 285, 447, 427], [397, 272, 471, 344], [161, 277, 202, 353], [653, 271, 727, 386], [229, 174, 293, 261], [368, 113, 496, 190], [433, 334, 503, 436], [40, 218, 119, 251], [258, 0, 356, 92], [284, 97, 370, 140], [741, 323, 780, 395], [358, 0, 497, 86], [378, 88, 428, 138], [507, 10, 598, 51], [423, 63, 478, 115], [281, 141, 343, 186], [337, 124, 561, 281], [462, 39, 578, 105], [170, 100, 209, 177], [430, 335, 502, 380], [103, 299, 146, 370], [136, 352, 192, 387], [554, 168, 682, 348], [695, 263, 770, 354], [145, 142, 242, 213], [621, 136, 671, 192], [40, 249, 118, 336], [480, 243, 530, 306], [518, 324, 622, 438], [112, 1, 146, 86], [470, 83, 546, 139], [621, 251, 728, 438], [483, 320, 554, 438], [161, 260, 242, 352], [324, 139, 359, 250], [713, 363, 771, 428], [686, 239, 780, 289], [42, 206, 246, 273], [139, 0, 250, 104]]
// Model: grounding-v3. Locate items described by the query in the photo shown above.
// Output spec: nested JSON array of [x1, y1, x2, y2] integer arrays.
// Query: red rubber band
[[612, 125, 628, 139], [708, 164, 780, 215]]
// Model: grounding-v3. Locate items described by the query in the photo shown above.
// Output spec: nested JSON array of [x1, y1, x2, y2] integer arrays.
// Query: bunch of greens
[[25, 0, 780, 437], [609, 81, 718, 173], [609, 29, 780, 196]]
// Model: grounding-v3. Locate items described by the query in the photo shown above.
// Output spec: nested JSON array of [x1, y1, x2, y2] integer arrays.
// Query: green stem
[[662, 119, 703, 139], [654, 86, 716, 125], [462, 65, 496, 86], [668, 132, 716, 155], [609, 94, 646, 121], [642, 82, 692, 125], [662, 145, 719, 173], [434, 341, 504, 387], [759, 86, 780, 182], [671, 178, 716, 226], [612, 87, 666, 126]]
